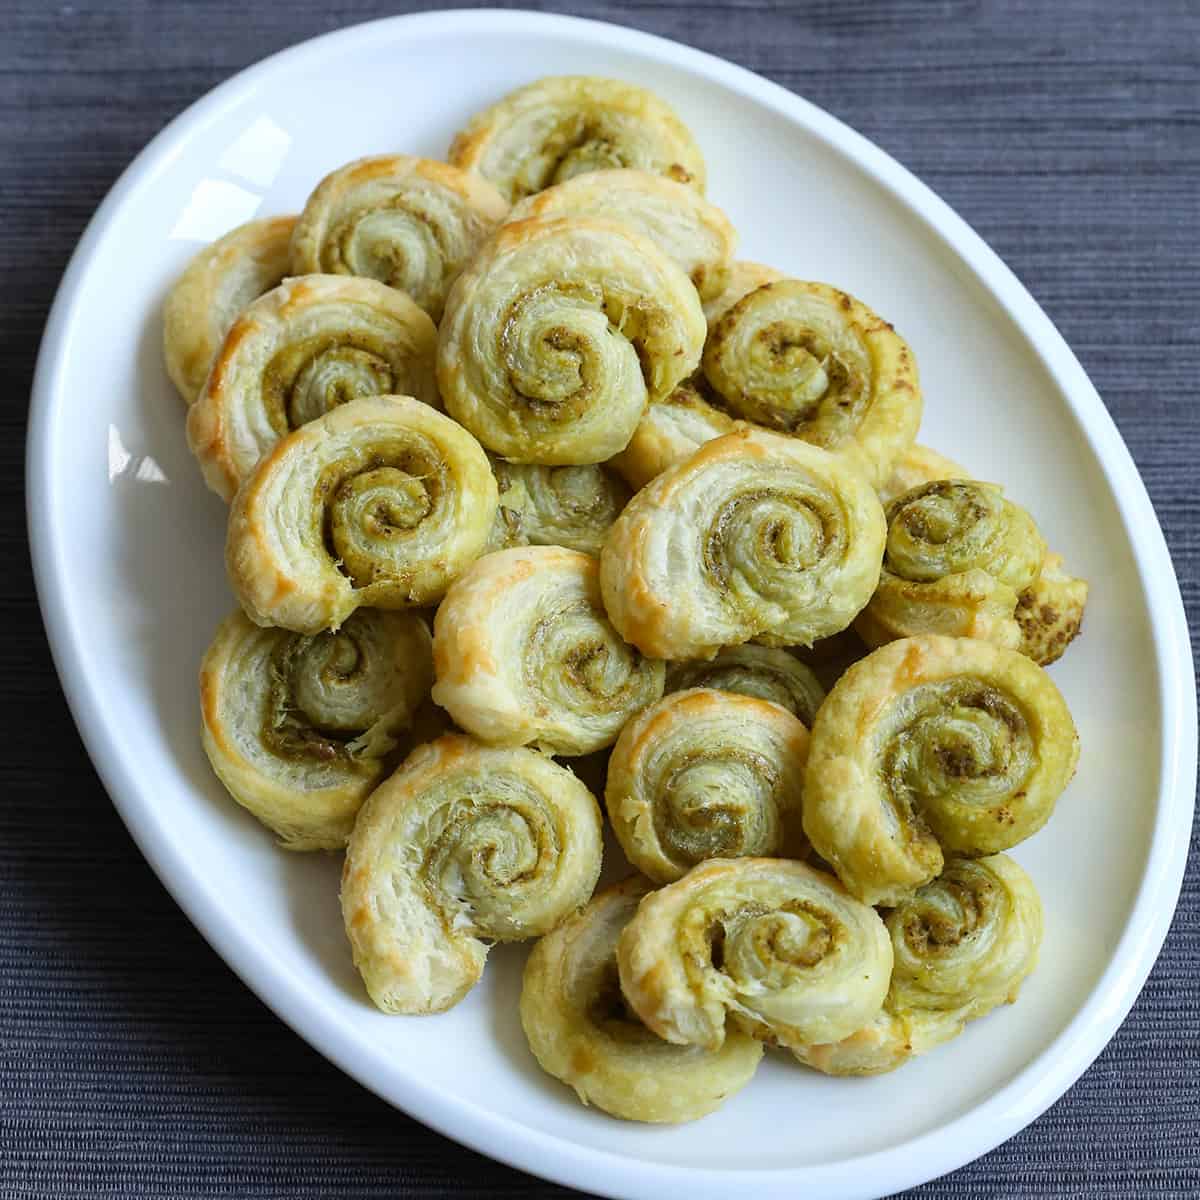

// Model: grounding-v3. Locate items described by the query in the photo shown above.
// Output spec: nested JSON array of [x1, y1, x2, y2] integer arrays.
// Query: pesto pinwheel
[[290, 155, 509, 321], [617, 857, 892, 1050], [341, 733, 603, 1013], [521, 876, 763, 1122], [605, 688, 810, 883], [796, 853, 1043, 1075], [448, 76, 706, 202], [187, 274, 439, 500], [804, 635, 1079, 905], [701, 280, 921, 487], [856, 479, 1047, 650], [437, 216, 706, 464], [199, 608, 432, 849], [226, 395, 497, 633], [600, 427, 886, 659], [876, 449, 1087, 664], [432, 546, 665, 755]]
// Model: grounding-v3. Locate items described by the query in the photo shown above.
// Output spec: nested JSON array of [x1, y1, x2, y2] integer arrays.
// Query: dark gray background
[[3, 2, 1197, 1197]]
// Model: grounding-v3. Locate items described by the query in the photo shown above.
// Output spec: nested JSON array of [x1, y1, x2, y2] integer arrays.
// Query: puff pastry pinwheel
[[876, 449, 1087, 664], [437, 216, 706, 464], [1015, 552, 1089, 666], [803, 635, 1079, 906], [199, 608, 432, 849], [855, 480, 1048, 651], [607, 376, 735, 491], [521, 876, 763, 1122], [489, 460, 630, 557], [227, 395, 497, 634], [448, 76, 706, 203], [701, 280, 922, 487], [877, 443, 970, 506], [341, 733, 603, 1013], [187, 274, 439, 500], [617, 857, 892, 1051], [796, 853, 1043, 1075], [701, 260, 784, 327], [665, 645, 825, 726], [432, 546, 664, 755], [509, 170, 735, 300], [600, 427, 887, 659], [290, 155, 510, 321], [163, 215, 297, 406], [606, 689, 810, 883], [888, 853, 1043, 1017]]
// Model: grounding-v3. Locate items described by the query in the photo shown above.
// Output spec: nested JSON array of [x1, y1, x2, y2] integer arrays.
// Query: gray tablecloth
[[4, 2, 1197, 1196]]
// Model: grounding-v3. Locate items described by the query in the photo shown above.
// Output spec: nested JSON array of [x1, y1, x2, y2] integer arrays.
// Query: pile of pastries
[[168, 76, 1087, 1124]]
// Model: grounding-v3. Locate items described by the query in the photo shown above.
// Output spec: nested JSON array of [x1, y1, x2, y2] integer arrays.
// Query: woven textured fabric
[[3, 1, 1197, 1196]]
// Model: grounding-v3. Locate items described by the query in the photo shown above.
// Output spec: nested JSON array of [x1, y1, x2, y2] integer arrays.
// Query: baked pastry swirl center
[[265, 333, 398, 432], [878, 676, 1035, 841]]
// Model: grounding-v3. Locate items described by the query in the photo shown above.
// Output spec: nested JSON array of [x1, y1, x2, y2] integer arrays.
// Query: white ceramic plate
[[28, 11, 1196, 1200]]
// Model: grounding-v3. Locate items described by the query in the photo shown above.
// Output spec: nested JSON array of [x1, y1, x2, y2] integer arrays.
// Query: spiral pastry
[[1016, 552, 1089, 666], [600, 427, 887, 659], [199, 608, 432, 849], [187, 275, 439, 500], [617, 857, 892, 1051], [521, 876, 763, 1123], [448, 76, 706, 203], [889, 853, 1043, 1015], [227, 395, 497, 634], [341, 733, 603, 1013], [795, 853, 1043, 1075], [163, 215, 297, 406], [877, 443, 970, 506], [701, 280, 921, 487], [489, 460, 630, 556], [438, 216, 706, 464], [509, 170, 735, 300], [432, 546, 665, 755], [803, 635, 1079, 905], [856, 480, 1048, 651], [608, 376, 735, 491], [701, 260, 784, 327], [606, 689, 810, 883], [876, 449, 1087, 664], [665, 645, 825, 726], [290, 155, 510, 321]]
